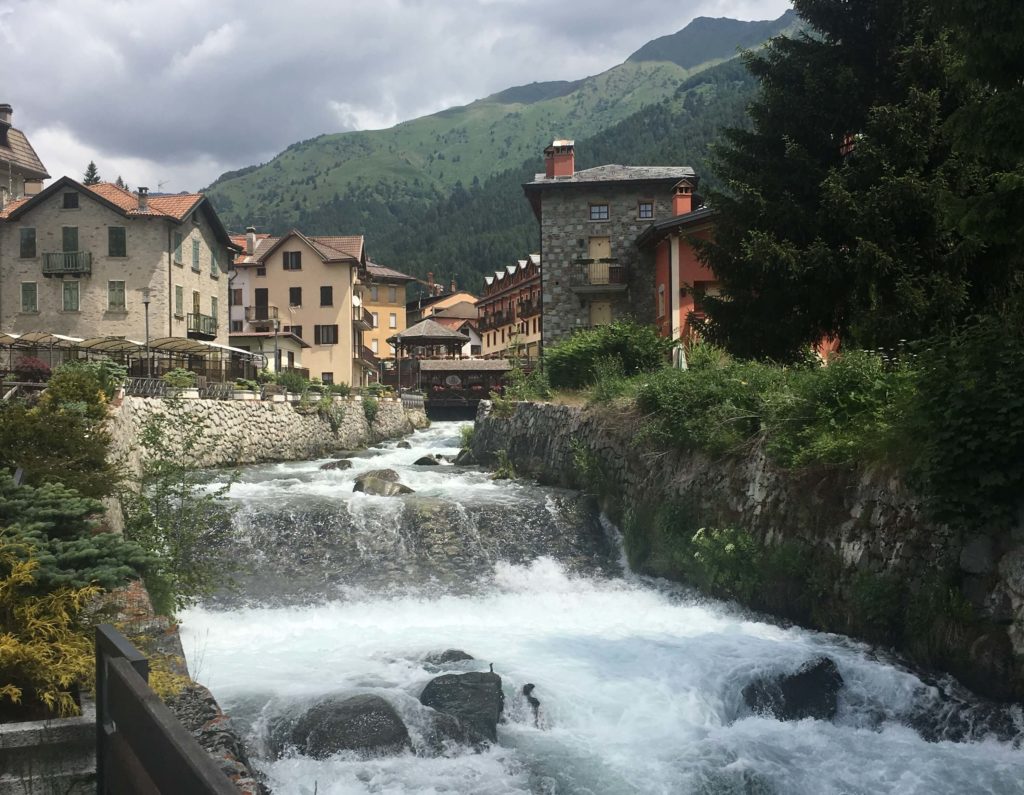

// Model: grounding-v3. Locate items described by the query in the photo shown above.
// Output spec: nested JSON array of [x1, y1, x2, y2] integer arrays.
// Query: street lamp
[[273, 317, 280, 373], [141, 287, 151, 378]]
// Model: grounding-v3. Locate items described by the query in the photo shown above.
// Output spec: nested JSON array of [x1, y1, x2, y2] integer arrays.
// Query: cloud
[[1, 0, 791, 191]]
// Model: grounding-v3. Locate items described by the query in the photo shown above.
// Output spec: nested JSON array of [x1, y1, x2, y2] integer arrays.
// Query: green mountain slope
[[205, 11, 794, 233]]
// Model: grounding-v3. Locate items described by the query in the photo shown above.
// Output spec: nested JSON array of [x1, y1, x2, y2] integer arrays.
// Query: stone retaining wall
[[109, 395, 429, 474], [471, 400, 1024, 702]]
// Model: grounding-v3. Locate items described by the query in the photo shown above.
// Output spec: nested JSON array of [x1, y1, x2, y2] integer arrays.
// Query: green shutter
[[62, 226, 78, 253], [19, 228, 36, 258], [174, 233, 183, 264], [21, 283, 37, 312], [211, 296, 218, 321], [175, 285, 183, 316], [108, 227, 127, 257], [108, 281, 125, 310], [62, 281, 79, 311], [211, 248, 219, 276], [192, 240, 200, 271]]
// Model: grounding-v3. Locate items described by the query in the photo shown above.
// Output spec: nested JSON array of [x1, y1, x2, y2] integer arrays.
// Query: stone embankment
[[109, 395, 429, 474], [470, 401, 1024, 703]]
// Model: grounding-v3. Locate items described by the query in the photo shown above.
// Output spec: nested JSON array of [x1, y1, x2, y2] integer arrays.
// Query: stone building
[[478, 253, 541, 359], [0, 176, 233, 344], [228, 228, 372, 385], [0, 104, 48, 206], [522, 140, 697, 347]]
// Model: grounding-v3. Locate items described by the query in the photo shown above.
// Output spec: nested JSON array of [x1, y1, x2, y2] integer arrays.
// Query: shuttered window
[[108, 280, 126, 311], [108, 227, 127, 257], [62, 280, 80, 311], [174, 233, 183, 264], [175, 285, 184, 317], [314, 324, 338, 345], [20, 282, 37, 312], [19, 228, 35, 258]]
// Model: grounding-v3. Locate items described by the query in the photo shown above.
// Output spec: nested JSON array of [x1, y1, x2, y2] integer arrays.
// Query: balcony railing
[[245, 305, 279, 322], [569, 259, 629, 292], [42, 251, 92, 276], [353, 304, 376, 331], [518, 299, 541, 317], [187, 313, 217, 339], [480, 311, 508, 330]]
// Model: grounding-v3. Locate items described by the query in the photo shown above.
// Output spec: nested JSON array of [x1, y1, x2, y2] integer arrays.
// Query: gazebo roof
[[388, 318, 470, 346], [419, 359, 511, 372]]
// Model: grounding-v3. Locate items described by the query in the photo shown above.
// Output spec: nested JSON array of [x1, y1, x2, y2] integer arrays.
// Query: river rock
[[396, 441, 412, 449], [319, 459, 352, 471], [424, 649, 475, 665], [419, 671, 504, 743], [414, 456, 441, 466], [742, 656, 843, 721], [353, 475, 414, 496], [453, 448, 477, 466], [285, 694, 410, 759], [361, 468, 401, 482]]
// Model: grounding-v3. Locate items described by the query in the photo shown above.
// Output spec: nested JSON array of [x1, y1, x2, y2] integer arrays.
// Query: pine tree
[[114, 175, 129, 191], [701, 0, 986, 358], [82, 161, 100, 185]]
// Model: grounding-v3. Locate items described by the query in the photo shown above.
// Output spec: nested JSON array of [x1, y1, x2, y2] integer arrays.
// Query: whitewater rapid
[[181, 422, 1024, 795]]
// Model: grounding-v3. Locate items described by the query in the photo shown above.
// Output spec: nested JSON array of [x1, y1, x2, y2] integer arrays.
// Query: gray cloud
[[0, 0, 790, 192]]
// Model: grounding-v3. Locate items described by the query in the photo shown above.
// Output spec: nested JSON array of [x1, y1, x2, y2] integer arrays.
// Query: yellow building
[[360, 261, 416, 359]]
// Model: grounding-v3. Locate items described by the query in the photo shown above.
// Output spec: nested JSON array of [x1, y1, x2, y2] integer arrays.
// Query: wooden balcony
[[518, 299, 542, 317], [42, 251, 92, 276], [569, 259, 628, 294], [187, 313, 218, 340], [245, 305, 279, 323], [353, 304, 375, 331]]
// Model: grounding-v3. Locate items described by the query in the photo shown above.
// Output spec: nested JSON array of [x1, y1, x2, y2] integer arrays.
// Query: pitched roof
[[87, 182, 203, 219], [366, 261, 416, 282], [525, 164, 696, 188], [239, 230, 365, 266], [635, 206, 718, 248], [0, 127, 49, 180], [431, 316, 477, 332], [483, 254, 541, 288], [389, 317, 471, 344]]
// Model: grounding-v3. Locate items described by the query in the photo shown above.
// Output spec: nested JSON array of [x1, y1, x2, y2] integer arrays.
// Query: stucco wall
[[471, 400, 1024, 702]]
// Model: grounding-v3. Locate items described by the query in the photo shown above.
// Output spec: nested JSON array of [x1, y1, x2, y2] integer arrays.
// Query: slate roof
[[0, 127, 49, 180], [525, 164, 696, 187], [419, 358, 511, 372], [634, 206, 718, 248], [366, 261, 416, 282], [232, 231, 364, 266], [388, 317, 471, 343]]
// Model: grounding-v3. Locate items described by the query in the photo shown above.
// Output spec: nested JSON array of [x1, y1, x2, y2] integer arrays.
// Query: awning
[[76, 336, 146, 353], [12, 332, 84, 347]]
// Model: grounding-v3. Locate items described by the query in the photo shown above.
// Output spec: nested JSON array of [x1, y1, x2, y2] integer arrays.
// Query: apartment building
[[360, 261, 416, 359], [228, 228, 372, 385], [0, 104, 48, 205], [522, 140, 696, 347], [478, 254, 541, 359], [0, 176, 232, 342]]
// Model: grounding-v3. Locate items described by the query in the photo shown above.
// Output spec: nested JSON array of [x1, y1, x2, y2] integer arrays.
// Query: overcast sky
[[1, 0, 791, 193]]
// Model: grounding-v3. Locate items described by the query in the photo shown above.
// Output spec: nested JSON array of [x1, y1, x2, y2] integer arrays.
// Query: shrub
[[587, 355, 636, 404], [276, 369, 308, 395], [459, 425, 475, 450], [162, 368, 196, 388], [545, 321, 672, 389], [234, 378, 259, 392], [53, 360, 127, 400], [12, 357, 50, 383], [38, 365, 108, 423], [689, 527, 764, 602], [362, 395, 379, 424], [331, 383, 352, 397]]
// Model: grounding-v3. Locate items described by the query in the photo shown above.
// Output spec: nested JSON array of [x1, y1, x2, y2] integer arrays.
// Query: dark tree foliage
[[82, 161, 101, 185], [702, 0, 1000, 358]]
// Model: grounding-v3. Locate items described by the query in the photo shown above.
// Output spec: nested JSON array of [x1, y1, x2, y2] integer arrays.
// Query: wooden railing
[[95, 624, 237, 795], [187, 313, 218, 338], [401, 391, 425, 411], [244, 305, 278, 322], [42, 251, 92, 275]]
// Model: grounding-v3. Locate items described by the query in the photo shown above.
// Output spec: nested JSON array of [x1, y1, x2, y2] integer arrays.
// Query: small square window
[[284, 325, 303, 340], [231, 320, 243, 332], [638, 201, 654, 220], [256, 267, 267, 277], [589, 204, 609, 221], [63, 192, 79, 209], [322, 372, 334, 385], [283, 251, 302, 270]]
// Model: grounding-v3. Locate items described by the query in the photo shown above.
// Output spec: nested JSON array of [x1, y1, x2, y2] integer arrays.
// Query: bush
[[162, 368, 196, 388], [331, 383, 352, 397], [276, 369, 307, 394], [53, 360, 127, 400], [545, 322, 672, 389], [12, 357, 50, 383], [38, 365, 108, 423], [234, 379, 259, 392], [459, 425, 475, 450], [363, 396, 379, 424]]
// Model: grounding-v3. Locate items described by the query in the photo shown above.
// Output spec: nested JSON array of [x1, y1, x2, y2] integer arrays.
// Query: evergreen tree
[[82, 161, 100, 185], [701, 0, 986, 358]]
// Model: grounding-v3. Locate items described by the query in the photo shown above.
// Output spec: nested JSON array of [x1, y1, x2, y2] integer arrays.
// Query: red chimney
[[672, 179, 694, 216], [544, 139, 575, 179]]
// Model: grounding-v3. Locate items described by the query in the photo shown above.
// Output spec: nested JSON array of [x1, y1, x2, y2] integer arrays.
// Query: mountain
[[204, 10, 797, 239]]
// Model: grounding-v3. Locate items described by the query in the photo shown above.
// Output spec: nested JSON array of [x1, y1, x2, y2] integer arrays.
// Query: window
[[589, 203, 609, 221], [314, 324, 339, 345], [284, 325, 303, 340], [283, 251, 302, 270], [370, 339, 379, 354], [256, 267, 266, 277], [388, 286, 397, 303], [289, 286, 302, 307], [638, 201, 654, 220], [62, 192, 79, 209], [322, 372, 334, 385], [192, 291, 201, 316], [108, 226, 127, 257], [20, 282, 37, 313], [371, 311, 379, 327], [192, 239, 201, 272], [230, 288, 242, 307], [62, 226, 79, 253], [175, 285, 184, 317], [174, 233, 183, 264], [231, 320, 243, 332], [388, 313, 397, 329], [19, 228, 35, 258], [369, 285, 378, 301], [211, 296, 218, 321], [211, 248, 219, 277], [320, 286, 333, 306], [62, 280, 80, 311], [108, 280, 126, 311]]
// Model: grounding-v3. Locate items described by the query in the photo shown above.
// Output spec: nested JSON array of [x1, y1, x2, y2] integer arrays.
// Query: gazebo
[[387, 318, 471, 390]]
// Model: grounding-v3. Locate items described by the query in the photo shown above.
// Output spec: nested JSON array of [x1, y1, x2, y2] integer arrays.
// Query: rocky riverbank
[[470, 400, 1024, 703]]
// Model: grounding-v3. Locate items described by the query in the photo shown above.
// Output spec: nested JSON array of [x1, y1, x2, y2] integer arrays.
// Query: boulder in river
[[420, 671, 504, 743], [742, 656, 843, 721], [361, 468, 401, 482], [424, 649, 475, 665], [353, 475, 414, 496], [453, 448, 477, 466], [319, 459, 352, 471], [396, 441, 412, 449], [413, 455, 441, 466], [284, 694, 410, 759]]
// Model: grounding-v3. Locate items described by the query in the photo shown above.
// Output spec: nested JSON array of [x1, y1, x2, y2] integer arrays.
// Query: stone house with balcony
[[522, 140, 697, 347], [227, 227, 371, 385], [0, 176, 233, 344], [478, 253, 541, 359], [0, 104, 49, 206]]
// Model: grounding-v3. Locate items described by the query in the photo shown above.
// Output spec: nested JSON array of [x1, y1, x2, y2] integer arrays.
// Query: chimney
[[427, 271, 435, 293], [672, 179, 694, 216], [245, 226, 256, 255], [450, 277, 457, 294], [544, 139, 575, 179], [137, 186, 149, 212]]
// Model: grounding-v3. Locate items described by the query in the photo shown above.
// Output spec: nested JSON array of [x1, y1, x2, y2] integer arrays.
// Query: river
[[180, 421, 1024, 795]]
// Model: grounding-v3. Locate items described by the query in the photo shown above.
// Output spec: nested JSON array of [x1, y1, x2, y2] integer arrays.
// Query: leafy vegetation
[[362, 396, 379, 425], [546, 322, 673, 390], [161, 368, 197, 388]]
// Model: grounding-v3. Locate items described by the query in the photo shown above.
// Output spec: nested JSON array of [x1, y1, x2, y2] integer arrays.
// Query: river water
[[180, 422, 1024, 795]]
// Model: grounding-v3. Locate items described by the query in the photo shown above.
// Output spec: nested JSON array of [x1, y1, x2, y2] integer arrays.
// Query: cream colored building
[[0, 104, 48, 205], [360, 262, 415, 359], [228, 229, 371, 385], [0, 177, 232, 344]]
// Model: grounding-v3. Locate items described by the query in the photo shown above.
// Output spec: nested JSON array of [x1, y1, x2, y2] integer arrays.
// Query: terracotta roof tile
[[309, 235, 363, 261], [85, 182, 203, 220], [0, 197, 30, 218]]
